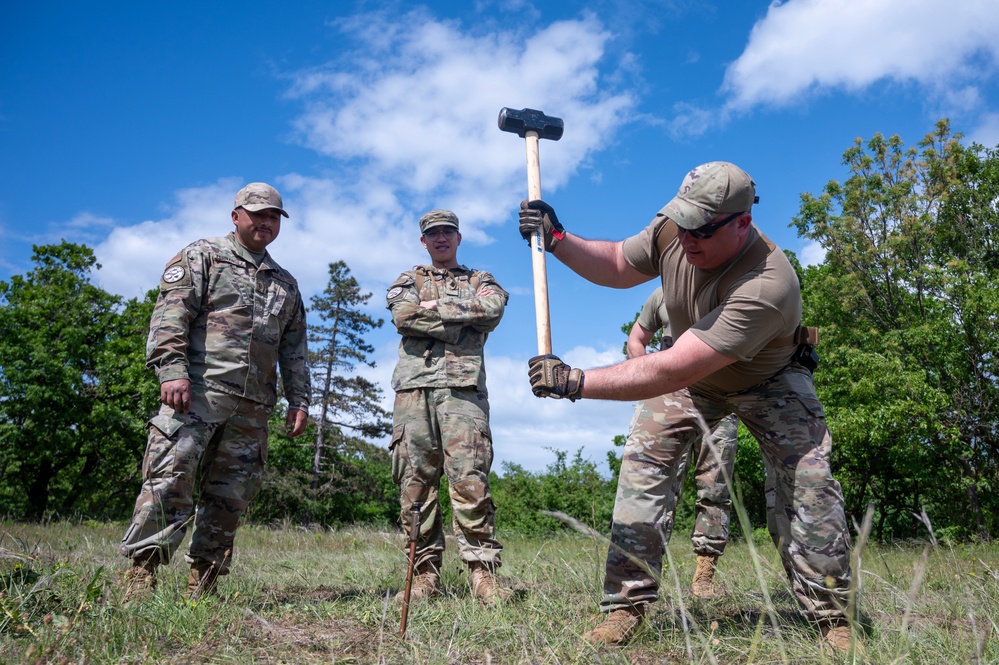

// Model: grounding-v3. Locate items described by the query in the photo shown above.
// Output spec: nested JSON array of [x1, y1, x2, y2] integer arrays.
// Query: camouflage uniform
[[632, 287, 739, 555], [387, 263, 509, 569], [120, 231, 309, 573], [603, 366, 849, 622], [598, 162, 852, 625]]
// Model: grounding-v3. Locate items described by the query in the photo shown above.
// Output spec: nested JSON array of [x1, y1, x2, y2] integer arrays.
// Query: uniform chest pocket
[[265, 283, 288, 317], [207, 261, 251, 311]]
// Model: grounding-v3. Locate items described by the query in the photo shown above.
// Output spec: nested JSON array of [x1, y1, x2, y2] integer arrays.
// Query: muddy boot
[[820, 619, 863, 654], [185, 560, 222, 601], [691, 554, 719, 599], [468, 561, 513, 606], [582, 605, 647, 646], [122, 551, 160, 603], [394, 563, 441, 604]]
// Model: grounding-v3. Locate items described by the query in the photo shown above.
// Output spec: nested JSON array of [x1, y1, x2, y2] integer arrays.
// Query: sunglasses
[[423, 227, 458, 240], [679, 211, 745, 240]]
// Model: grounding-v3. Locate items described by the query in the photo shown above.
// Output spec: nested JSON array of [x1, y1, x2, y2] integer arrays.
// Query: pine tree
[[307, 261, 391, 491]]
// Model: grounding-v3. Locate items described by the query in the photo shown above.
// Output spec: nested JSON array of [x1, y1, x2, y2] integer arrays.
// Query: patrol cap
[[234, 182, 289, 218], [419, 209, 459, 233], [659, 162, 757, 230]]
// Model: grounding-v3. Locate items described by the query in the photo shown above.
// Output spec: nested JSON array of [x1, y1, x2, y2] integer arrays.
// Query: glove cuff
[[566, 368, 585, 401]]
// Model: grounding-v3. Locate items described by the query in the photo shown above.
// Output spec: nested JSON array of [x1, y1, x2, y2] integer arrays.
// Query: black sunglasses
[[679, 211, 745, 239]]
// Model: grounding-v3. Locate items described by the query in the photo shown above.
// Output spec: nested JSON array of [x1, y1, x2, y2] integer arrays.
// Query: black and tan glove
[[519, 200, 565, 252], [528, 354, 584, 401]]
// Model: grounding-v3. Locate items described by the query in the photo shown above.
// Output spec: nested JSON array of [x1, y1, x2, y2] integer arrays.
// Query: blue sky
[[3, 0, 998, 473]]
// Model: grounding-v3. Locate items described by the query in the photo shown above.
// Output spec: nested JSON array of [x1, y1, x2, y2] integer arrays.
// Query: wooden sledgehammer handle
[[525, 131, 552, 355]]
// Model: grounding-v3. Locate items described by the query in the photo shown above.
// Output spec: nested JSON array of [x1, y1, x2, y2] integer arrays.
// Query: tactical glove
[[519, 199, 565, 252], [528, 354, 584, 401]]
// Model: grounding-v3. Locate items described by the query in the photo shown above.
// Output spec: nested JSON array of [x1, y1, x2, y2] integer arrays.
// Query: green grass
[[0, 519, 996, 663]]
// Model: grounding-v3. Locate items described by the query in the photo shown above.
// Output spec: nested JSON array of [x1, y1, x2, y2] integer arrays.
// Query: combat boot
[[582, 605, 647, 646], [394, 563, 441, 604], [691, 554, 719, 599], [122, 551, 160, 603], [468, 561, 513, 606], [185, 560, 221, 601]]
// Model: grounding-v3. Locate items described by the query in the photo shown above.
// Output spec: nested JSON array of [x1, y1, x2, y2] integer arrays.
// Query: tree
[[0, 242, 157, 519], [793, 120, 999, 540], [306, 262, 391, 491]]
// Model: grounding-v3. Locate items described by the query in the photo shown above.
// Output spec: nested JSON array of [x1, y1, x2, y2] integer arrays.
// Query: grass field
[[0, 519, 996, 663]]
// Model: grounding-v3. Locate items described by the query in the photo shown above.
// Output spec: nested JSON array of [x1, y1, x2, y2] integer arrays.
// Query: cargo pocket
[[142, 413, 188, 479], [389, 423, 406, 486], [471, 421, 494, 471], [790, 391, 826, 419]]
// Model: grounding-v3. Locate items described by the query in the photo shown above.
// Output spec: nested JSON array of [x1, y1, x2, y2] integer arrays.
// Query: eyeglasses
[[678, 211, 744, 240], [423, 227, 457, 240]]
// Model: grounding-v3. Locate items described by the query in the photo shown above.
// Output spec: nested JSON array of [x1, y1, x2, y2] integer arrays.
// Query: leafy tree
[[0, 243, 157, 519], [793, 120, 998, 541]]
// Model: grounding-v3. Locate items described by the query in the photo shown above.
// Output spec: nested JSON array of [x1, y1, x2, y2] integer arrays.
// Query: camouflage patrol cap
[[659, 162, 756, 230], [234, 182, 289, 218], [419, 209, 459, 233]]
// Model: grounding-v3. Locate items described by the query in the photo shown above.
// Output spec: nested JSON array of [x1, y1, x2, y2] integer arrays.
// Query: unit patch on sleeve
[[163, 265, 186, 283], [386, 286, 404, 300]]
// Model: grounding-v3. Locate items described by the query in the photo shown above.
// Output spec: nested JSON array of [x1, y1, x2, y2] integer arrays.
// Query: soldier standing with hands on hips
[[119, 182, 310, 602], [517, 162, 859, 653], [386, 209, 512, 606]]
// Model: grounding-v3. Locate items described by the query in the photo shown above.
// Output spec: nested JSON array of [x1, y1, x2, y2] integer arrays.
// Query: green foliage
[[491, 448, 617, 535], [794, 119, 999, 540], [0, 242, 157, 520], [248, 405, 397, 527]]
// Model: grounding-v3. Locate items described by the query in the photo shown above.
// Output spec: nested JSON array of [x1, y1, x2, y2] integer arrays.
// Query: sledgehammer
[[498, 107, 564, 355]]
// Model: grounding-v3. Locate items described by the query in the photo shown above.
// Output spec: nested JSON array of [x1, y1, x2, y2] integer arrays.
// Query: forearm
[[391, 303, 462, 342], [626, 324, 655, 359], [438, 293, 506, 332], [580, 354, 692, 401], [582, 332, 735, 401], [553, 233, 651, 289]]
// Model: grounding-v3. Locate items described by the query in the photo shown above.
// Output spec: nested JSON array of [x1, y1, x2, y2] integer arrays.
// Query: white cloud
[[799, 239, 826, 267], [93, 12, 635, 304], [722, 0, 999, 111], [968, 112, 999, 149]]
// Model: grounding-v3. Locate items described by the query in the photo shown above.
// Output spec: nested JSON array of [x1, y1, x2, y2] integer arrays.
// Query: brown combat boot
[[468, 561, 513, 606], [185, 560, 222, 601], [394, 563, 441, 604], [122, 551, 160, 603], [691, 554, 719, 599], [820, 620, 863, 654], [582, 605, 647, 646]]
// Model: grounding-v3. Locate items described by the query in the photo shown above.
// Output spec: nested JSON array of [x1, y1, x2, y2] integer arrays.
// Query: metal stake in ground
[[498, 107, 564, 355], [399, 501, 422, 638]]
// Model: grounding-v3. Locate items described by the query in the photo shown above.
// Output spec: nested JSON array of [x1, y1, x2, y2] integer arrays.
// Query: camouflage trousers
[[643, 402, 738, 556], [601, 365, 852, 622], [119, 389, 270, 574], [391, 387, 503, 570]]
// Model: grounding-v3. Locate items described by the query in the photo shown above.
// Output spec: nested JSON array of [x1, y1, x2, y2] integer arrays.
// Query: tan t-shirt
[[622, 218, 801, 393]]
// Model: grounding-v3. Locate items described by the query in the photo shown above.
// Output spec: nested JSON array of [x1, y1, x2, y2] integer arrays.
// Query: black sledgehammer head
[[498, 107, 564, 140]]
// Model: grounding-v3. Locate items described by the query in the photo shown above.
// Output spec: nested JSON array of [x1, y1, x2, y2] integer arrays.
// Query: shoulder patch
[[162, 265, 186, 284], [159, 252, 193, 290], [387, 286, 404, 300]]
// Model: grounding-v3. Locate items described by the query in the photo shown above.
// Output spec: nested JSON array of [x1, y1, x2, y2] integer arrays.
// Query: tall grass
[[0, 519, 996, 663]]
